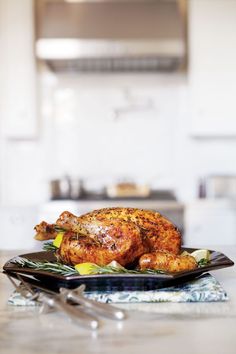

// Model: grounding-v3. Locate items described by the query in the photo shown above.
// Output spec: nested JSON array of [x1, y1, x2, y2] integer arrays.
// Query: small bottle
[[198, 178, 206, 199]]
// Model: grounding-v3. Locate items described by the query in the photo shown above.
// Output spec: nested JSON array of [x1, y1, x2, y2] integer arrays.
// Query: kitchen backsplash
[[47, 73, 180, 182], [1, 71, 236, 205]]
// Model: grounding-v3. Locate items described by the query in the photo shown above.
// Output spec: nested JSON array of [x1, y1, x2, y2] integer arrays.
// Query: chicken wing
[[34, 221, 58, 241]]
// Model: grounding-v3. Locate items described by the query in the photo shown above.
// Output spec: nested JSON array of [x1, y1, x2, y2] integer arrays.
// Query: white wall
[[36, 69, 236, 203], [1, 68, 236, 205], [42, 72, 184, 189]]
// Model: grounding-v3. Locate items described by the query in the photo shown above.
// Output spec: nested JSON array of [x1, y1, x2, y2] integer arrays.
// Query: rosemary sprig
[[43, 242, 58, 252], [12, 257, 165, 276], [88, 264, 165, 275], [54, 225, 66, 232], [198, 258, 210, 267], [12, 257, 77, 276]]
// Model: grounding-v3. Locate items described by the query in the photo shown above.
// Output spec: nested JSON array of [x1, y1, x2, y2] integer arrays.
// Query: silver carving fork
[[7, 273, 99, 330]]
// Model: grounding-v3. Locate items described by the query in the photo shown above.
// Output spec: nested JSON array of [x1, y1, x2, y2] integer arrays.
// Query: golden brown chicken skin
[[139, 251, 197, 273], [56, 208, 181, 255], [34, 221, 58, 241], [58, 219, 147, 266], [34, 208, 183, 269]]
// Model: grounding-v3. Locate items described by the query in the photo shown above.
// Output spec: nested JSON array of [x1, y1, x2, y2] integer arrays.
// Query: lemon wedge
[[191, 249, 210, 263], [53, 232, 64, 248], [75, 262, 99, 275], [107, 260, 125, 269], [181, 250, 191, 257]]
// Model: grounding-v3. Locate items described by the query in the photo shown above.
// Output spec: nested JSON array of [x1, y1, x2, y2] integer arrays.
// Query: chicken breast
[[56, 208, 181, 255], [58, 219, 147, 266], [139, 251, 197, 273]]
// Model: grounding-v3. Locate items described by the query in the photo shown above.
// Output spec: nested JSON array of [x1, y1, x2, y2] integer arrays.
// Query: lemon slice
[[107, 260, 125, 269], [191, 249, 210, 263], [75, 262, 99, 275], [181, 250, 191, 257], [53, 232, 64, 248]]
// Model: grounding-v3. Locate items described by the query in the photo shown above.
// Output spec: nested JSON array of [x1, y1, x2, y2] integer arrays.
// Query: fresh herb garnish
[[54, 225, 66, 232], [12, 257, 77, 276], [43, 242, 58, 252], [12, 257, 165, 276], [198, 258, 210, 267]]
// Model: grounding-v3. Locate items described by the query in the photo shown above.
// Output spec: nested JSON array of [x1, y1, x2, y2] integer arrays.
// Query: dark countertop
[[51, 190, 177, 202]]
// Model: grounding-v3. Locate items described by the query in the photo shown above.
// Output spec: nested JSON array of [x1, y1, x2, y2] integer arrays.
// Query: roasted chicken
[[55, 208, 181, 255], [34, 207, 197, 272]]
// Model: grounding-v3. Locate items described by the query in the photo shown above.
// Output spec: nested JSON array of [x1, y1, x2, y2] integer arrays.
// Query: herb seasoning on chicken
[[34, 207, 197, 272]]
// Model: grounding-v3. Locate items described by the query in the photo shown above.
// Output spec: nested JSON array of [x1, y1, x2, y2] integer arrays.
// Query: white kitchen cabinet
[[0, 0, 39, 205], [0, 0, 38, 139], [0, 206, 39, 250], [188, 0, 236, 137], [185, 199, 236, 246]]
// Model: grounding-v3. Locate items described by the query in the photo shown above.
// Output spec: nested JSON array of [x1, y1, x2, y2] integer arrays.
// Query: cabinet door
[[0, 0, 38, 139], [189, 85, 236, 137], [185, 201, 236, 246], [189, 0, 236, 137]]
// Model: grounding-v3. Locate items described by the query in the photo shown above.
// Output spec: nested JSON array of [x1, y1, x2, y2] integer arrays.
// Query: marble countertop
[[0, 246, 236, 354]]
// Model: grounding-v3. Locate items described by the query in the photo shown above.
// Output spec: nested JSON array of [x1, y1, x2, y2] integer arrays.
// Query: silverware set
[[5, 272, 126, 330]]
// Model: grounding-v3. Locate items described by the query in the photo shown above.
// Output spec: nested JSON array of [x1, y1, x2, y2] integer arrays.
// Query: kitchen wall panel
[[42, 73, 181, 189]]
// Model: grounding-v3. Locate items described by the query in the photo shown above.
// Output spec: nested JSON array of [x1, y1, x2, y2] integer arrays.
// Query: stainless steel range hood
[[36, 0, 187, 72]]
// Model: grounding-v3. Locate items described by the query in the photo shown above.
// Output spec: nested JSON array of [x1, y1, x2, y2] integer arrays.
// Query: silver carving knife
[[60, 284, 126, 321]]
